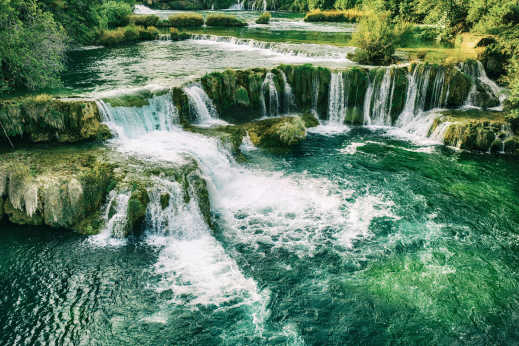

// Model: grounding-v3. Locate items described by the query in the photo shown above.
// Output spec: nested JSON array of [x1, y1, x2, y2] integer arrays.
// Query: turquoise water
[[2, 127, 519, 344]]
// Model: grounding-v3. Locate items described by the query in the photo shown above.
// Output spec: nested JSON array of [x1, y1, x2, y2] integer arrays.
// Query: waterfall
[[96, 94, 178, 139], [263, 0, 267, 11], [279, 70, 295, 113], [396, 66, 432, 126], [188, 34, 355, 60], [362, 79, 374, 125], [183, 85, 219, 123], [102, 190, 131, 239], [260, 72, 280, 117], [460, 60, 504, 107], [228, 0, 244, 10], [311, 72, 320, 114], [369, 69, 394, 125], [328, 72, 346, 125]]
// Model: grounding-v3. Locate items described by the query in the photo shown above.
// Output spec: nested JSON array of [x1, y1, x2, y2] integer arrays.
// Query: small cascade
[[279, 70, 295, 113], [183, 85, 219, 123], [327, 72, 346, 125], [460, 60, 504, 107], [228, 0, 244, 10], [102, 190, 131, 239], [96, 94, 178, 139], [362, 79, 374, 125], [311, 72, 320, 114], [396, 66, 433, 126], [369, 69, 394, 125], [188, 34, 355, 60], [159, 34, 170, 41], [263, 0, 267, 11], [260, 72, 280, 117]]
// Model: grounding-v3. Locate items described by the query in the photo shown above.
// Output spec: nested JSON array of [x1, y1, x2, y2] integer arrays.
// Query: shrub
[[168, 13, 204, 27], [256, 12, 271, 24], [170, 27, 190, 41], [99, 28, 125, 46], [139, 26, 160, 40], [157, 19, 172, 27], [205, 14, 247, 27], [129, 14, 160, 27], [101, 1, 132, 28], [123, 25, 140, 42], [304, 9, 366, 23], [348, 11, 396, 65]]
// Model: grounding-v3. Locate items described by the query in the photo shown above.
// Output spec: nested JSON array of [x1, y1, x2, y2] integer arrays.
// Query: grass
[[304, 9, 366, 23]]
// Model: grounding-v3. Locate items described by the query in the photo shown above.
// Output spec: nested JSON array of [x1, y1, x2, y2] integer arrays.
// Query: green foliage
[[349, 11, 396, 65], [129, 14, 160, 27], [256, 12, 271, 24], [170, 27, 190, 41], [205, 14, 247, 27], [98, 25, 158, 46], [168, 13, 204, 27], [0, 0, 67, 92], [304, 9, 365, 22], [100, 1, 132, 28]]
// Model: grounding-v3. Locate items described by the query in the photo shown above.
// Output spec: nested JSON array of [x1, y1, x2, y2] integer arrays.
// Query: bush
[[256, 12, 271, 24], [99, 28, 125, 46], [129, 14, 160, 27], [101, 1, 132, 28], [170, 27, 190, 41], [304, 9, 366, 23], [139, 26, 160, 40], [168, 13, 204, 27], [348, 11, 396, 65], [123, 25, 140, 42], [205, 14, 247, 27], [157, 19, 172, 27]]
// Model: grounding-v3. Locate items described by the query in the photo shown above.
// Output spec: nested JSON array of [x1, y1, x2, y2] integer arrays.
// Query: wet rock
[[0, 96, 111, 147]]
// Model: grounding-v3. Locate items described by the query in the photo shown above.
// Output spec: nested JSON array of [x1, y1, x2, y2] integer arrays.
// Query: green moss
[[126, 187, 150, 236], [235, 86, 250, 106], [246, 116, 307, 148], [160, 193, 170, 209], [301, 112, 320, 128]]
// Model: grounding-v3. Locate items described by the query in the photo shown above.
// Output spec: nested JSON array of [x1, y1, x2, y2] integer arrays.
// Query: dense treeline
[[0, 0, 135, 92]]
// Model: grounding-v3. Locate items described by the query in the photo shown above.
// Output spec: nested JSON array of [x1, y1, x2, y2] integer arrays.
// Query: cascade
[[263, 0, 267, 11], [327, 72, 346, 125], [279, 70, 295, 113], [460, 60, 504, 106], [228, 0, 244, 10], [102, 190, 131, 239], [396, 66, 432, 126], [188, 35, 355, 60], [96, 94, 178, 139], [369, 69, 394, 125], [362, 79, 374, 125], [260, 72, 280, 117], [183, 85, 219, 123], [311, 72, 320, 114]]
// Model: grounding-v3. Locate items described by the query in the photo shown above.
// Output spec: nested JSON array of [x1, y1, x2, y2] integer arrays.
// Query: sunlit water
[[2, 126, 519, 344]]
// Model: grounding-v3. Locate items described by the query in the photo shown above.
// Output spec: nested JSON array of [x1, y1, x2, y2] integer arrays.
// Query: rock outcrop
[[0, 146, 212, 236], [0, 96, 111, 147]]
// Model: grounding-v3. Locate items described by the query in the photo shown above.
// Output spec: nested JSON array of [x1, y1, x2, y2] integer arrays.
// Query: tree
[[0, 0, 67, 92]]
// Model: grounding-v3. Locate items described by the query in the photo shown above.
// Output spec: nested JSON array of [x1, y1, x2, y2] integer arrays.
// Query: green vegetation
[[0, 0, 67, 92], [128, 14, 160, 27], [205, 14, 247, 27], [256, 12, 272, 24], [100, 1, 133, 28], [304, 9, 365, 22], [170, 27, 191, 41], [168, 13, 204, 27], [348, 11, 397, 65], [98, 25, 159, 46]]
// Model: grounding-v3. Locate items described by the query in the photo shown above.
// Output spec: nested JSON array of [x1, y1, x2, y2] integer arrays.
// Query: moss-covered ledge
[[0, 146, 212, 236], [0, 95, 111, 147], [428, 109, 518, 154]]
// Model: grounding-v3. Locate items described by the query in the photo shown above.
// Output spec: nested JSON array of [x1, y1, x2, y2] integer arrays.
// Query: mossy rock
[[504, 136, 519, 154], [301, 112, 320, 128], [126, 187, 150, 236], [247, 116, 307, 148]]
